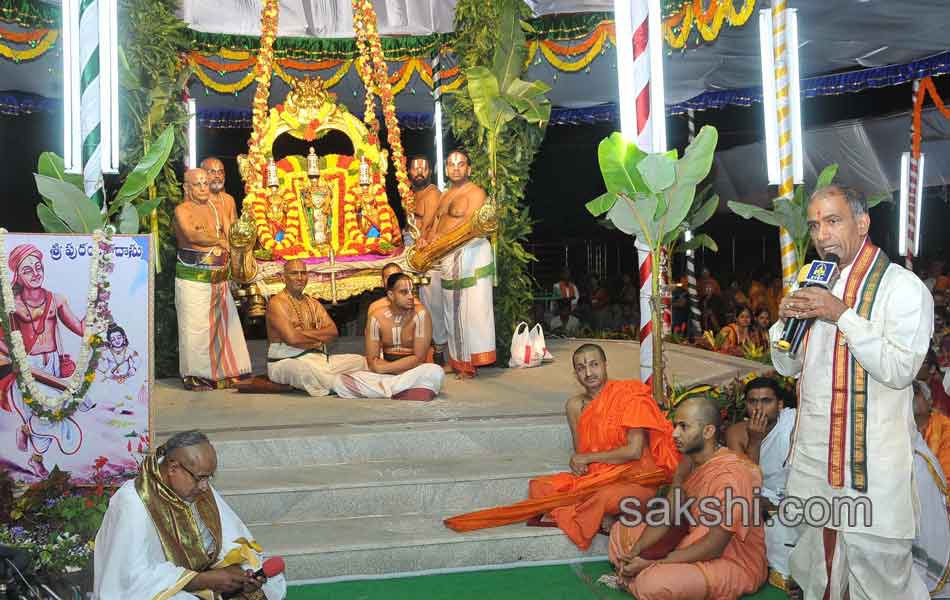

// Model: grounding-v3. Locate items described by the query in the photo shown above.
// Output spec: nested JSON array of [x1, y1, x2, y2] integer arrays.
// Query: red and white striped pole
[[616, 0, 666, 385], [906, 78, 921, 271]]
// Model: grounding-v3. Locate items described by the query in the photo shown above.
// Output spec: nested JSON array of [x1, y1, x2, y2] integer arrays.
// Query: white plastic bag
[[530, 323, 554, 363], [509, 322, 542, 368]]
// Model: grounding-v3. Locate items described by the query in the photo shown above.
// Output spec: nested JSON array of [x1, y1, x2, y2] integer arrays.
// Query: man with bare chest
[[201, 156, 238, 228], [409, 156, 441, 244], [333, 273, 444, 400], [266, 260, 365, 396], [409, 156, 449, 356], [428, 150, 496, 378], [173, 167, 250, 390]]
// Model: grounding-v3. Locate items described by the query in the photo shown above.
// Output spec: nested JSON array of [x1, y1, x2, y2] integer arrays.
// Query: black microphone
[[774, 254, 840, 357]]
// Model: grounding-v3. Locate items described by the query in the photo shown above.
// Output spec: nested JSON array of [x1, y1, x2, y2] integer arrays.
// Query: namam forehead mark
[[447, 152, 468, 167], [410, 158, 429, 168]]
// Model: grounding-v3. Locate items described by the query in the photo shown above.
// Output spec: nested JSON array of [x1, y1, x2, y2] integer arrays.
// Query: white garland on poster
[[0, 227, 114, 420]]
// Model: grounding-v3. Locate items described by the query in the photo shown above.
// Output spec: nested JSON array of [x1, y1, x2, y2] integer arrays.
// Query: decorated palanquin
[[231, 76, 412, 308], [240, 77, 403, 260], [227, 0, 495, 312]]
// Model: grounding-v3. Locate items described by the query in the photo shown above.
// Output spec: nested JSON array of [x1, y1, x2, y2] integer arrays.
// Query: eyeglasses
[[176, 461, 214, 485]]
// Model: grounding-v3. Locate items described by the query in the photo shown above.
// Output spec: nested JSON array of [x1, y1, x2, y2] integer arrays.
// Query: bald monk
[[608, 396, 768, 600], [445, 344, 679, 549], [427, 150, 495, 377], [173, 168, 250, 390], [367, 262, 403, 318], [529, 344, 679, 549], [333, 273, 444, 400], [914, 380, 950, 479], [266, 259, 366, 396]]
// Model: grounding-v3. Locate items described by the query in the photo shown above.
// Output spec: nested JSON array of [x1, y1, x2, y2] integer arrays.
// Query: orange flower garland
[[340, 182, 400, 255], [245, 0, 280, 194], [351, 0, 414, 223]]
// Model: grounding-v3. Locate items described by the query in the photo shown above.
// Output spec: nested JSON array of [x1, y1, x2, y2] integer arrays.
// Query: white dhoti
[[420, 269, 447, 346], [441, 237, 495, 376], [912, 431, 950, 598], [174, 262, 251, 384], [332, 363, 444, 399], [790, 526, 930, 600], [760, 408, 801, 578], [94, 480, 286, 599], [266, 342, 366, 397]]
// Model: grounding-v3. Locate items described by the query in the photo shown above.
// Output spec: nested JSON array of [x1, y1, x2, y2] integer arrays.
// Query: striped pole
[[79, 0, 104, 206], [636, 239, 654, 383], [906, 78, 921, 271], [685, 110, 702, 339], [772, 2, 798, 293], [431, 51, 446, 191], [631, 1, 654, 384]]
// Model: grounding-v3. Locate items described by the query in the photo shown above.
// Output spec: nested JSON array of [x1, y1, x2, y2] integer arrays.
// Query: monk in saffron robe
[[609, 397, 768, 600], [445, 343, 679, 550], [914, 380, 950, 479]]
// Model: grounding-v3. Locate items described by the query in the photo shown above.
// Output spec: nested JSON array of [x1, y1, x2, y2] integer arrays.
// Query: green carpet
[[288, 561, 789, 599]]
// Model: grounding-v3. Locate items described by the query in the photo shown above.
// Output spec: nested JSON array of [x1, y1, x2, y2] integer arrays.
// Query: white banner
[[0, 233, 152, 484]]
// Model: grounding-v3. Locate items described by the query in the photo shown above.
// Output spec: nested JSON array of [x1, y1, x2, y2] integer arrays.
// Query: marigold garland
[[663, 0, 756, 49], [245, 0, 280, 194], [352, 0, 414, 225]]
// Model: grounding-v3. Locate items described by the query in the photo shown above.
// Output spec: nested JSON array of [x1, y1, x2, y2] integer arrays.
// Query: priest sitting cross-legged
[[93, 430, 287, 599], [725, 376, 801, 591], [266, 259, 366, 396], [444, 343, 679, 550], [332, 273, 444, 401], [608, 396, 768, 600]]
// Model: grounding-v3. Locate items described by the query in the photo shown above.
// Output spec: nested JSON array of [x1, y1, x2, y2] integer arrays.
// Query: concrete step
[[216, 452, 571, 525], [250, 513, 608, 581], [211, 416, 572, 469]]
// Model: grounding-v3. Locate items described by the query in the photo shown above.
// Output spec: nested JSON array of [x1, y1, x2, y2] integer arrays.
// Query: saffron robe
[[445, 380, 679, 550], [924, 410, 950, 483], [608, 449, 768, 600]]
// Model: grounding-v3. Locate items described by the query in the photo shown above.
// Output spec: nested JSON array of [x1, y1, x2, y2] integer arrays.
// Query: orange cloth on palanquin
[[924, 410, 950, 480], [444, 380, 680, 549], [609, 449, 768, 600]]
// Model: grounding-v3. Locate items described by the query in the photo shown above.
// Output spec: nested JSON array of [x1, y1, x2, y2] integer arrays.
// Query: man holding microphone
[[770, 185, 933, 599]]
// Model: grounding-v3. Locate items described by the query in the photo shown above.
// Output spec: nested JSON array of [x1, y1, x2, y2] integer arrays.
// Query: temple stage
[[153, 337, 768, 583]]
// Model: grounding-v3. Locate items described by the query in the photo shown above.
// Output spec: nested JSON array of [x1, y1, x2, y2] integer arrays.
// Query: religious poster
[[0, 232, 152, 484]]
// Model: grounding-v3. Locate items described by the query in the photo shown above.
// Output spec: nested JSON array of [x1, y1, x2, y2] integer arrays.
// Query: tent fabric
[[712, 107, 950, 208]]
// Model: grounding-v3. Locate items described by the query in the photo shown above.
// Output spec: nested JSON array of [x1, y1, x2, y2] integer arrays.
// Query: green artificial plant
[[445, 0, 551, 365], [586, 126, 719, 404]]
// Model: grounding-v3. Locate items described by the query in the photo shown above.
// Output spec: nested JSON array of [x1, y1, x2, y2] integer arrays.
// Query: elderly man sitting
[[266, 259, 367, 396], [94, 430, 287, 599]]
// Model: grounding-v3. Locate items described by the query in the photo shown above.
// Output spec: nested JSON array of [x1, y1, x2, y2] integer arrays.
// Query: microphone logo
[[803, 260, 837, 287]]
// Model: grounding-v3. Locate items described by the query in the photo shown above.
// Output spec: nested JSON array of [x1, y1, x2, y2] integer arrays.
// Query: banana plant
[[585, 125, 719, 404], [33, 125, 175, 234], [463, 0, 551, 193], [727, 164, 890, 273]]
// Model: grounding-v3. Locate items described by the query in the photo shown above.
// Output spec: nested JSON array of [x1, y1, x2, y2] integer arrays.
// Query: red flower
[[94, 456, 109, 470]]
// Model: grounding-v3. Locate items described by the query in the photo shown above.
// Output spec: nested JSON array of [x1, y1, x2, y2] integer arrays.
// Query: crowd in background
[[537, 258, 950, 368]]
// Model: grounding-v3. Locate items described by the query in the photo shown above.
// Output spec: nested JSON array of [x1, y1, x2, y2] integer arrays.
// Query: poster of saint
[[0, 232, 152, 484]]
